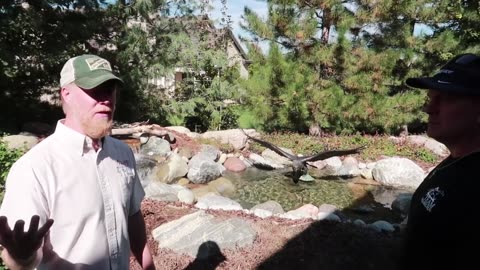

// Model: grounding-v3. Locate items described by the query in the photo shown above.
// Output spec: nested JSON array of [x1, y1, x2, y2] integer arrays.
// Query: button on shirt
[[0, 121, 145, 270]]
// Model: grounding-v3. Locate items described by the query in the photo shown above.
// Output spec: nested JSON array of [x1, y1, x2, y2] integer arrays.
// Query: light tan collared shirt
[[0, 120, 145, 270]]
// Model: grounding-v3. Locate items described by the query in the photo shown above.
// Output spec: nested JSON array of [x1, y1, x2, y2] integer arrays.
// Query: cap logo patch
[[439, 69, 454, 74], [85, 58, 112, 71], [437, 80, 451, 84]]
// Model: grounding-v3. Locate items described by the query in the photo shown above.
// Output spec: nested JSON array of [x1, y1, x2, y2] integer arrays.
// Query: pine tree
[[240, 0, 478, 134]]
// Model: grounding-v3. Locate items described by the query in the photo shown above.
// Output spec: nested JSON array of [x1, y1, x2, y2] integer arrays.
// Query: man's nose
[[422, 102, 430, 113], [422, 98, 437, 114]]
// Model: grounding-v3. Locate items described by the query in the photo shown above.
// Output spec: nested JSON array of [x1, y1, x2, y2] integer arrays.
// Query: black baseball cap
[[406, 53, 480, 95]]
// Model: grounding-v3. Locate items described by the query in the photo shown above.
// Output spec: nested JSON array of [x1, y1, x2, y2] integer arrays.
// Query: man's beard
[[82, 117, 113, 139]]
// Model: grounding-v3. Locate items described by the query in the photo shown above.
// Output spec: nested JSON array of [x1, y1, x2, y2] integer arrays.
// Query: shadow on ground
[[184, 241, 226, 270], [256, 191, 405, 270]]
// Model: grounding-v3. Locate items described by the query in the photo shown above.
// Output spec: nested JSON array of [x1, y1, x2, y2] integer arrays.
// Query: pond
[[222, 167, 414, 224]]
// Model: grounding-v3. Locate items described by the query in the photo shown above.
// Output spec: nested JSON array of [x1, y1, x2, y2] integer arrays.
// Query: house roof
[[179, 15, 250, 63], [224, 27, 250, 63], [127, 14, 251, 66]]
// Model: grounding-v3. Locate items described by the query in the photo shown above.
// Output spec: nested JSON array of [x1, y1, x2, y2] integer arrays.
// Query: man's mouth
[[95, 111, 112, 118]]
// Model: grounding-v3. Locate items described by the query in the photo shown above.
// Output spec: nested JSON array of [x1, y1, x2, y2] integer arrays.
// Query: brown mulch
[[130, 199, 403, 270]]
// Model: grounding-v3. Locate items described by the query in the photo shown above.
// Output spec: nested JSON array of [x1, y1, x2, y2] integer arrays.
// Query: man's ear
[[60, 86, 71, 101]]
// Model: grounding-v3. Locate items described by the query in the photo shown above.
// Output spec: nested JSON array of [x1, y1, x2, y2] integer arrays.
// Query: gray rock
[[196, 144, 221, 161], [318, 204, 337, 214], [139, 137, 171, 156], [201, 129, 251, 150], [317, 212, 341, 222], [134, 154, 158, 187], [251, 200, 284, 215], [152, 211, 256, 257], [195, 194, 243, 211], [369, 220, 395, 232], [178, 189, 195, 204], [144, 181, 179, 200], [372, 157, 425, 188], [187, 160, 225, 184], [353, 219, 367, 227], [391, 193, 413, 216]]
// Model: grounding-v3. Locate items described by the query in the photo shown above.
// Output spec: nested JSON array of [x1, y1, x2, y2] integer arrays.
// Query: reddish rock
[[223, 157, 246, 172]]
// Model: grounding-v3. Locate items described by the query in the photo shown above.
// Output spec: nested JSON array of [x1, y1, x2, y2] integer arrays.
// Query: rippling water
[[223, 167, 413, 223]]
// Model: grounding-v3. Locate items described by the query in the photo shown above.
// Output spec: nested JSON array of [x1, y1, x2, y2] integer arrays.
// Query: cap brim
[[406, 77, 479, 96], [75, 70, 123, 90]]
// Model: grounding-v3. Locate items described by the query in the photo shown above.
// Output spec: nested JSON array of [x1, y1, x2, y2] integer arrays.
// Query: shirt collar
[[54, 120, 104, 156]]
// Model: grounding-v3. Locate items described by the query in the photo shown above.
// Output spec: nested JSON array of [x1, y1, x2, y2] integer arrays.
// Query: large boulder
[[372, 157, 425, 188]]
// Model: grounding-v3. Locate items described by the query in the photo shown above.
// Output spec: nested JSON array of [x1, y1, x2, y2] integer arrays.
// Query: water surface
[[223, 167, 413, 223]]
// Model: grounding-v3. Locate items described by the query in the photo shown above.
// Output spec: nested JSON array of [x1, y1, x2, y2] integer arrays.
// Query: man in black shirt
[[403, 53, 480, 269]]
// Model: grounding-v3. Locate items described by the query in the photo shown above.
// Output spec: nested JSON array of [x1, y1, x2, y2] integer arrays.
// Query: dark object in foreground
[[241, 129, 365, 183]]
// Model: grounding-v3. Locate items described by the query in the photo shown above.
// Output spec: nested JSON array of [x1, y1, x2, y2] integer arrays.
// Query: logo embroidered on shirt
[[116, 160, 135, 178], [421, 187, 445, 212]]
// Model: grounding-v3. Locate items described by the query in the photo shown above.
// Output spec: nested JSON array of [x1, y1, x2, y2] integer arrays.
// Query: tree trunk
[[309, 122, 322, 137], [321, 8, 332, 44]]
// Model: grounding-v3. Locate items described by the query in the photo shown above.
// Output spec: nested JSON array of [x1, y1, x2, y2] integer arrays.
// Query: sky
[[208, 0, 268, 52], [112, 0, 432, 53], [207, 1, 433, 53]]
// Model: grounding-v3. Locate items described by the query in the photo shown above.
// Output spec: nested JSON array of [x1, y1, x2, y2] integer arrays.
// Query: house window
[[175, 71, 184, 83]]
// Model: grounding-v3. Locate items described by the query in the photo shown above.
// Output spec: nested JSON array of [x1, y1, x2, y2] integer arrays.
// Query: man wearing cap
[[402, 53, 480, 269], [0, 55, 155, 270]]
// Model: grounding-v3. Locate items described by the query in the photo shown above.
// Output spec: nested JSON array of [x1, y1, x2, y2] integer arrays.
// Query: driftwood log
[[111, 124, 175, 143]]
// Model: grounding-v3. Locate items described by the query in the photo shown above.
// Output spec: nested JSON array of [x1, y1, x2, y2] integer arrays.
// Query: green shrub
[[414, 148, 437, 163], [237, 109, 263, 130], [0, 139, 25, 201], [0, 139, 23, 268]]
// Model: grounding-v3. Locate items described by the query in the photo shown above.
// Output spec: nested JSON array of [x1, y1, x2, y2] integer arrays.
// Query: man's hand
[[0, 215, 54, 263]]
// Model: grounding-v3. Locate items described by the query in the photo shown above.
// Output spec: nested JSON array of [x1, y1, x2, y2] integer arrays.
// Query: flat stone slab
[[152, 210, 257, 257]]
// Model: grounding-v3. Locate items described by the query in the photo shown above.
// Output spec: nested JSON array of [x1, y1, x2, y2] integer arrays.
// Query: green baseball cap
[[60, 54, 123, 89]]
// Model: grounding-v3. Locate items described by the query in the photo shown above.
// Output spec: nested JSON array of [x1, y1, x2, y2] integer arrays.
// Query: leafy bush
[[0, 139, 25, 201], [237, 109, 263, 130], [0, 140, 25, 268], [0, 140, 24, 268], [414, 148, 437, 163]]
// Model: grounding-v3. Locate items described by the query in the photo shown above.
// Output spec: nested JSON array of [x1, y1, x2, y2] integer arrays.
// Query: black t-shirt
[[402, 152, 480, 269]]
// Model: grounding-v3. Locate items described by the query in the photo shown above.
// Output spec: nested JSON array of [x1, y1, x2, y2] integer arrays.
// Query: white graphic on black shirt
[[421, 187, 445, 212]]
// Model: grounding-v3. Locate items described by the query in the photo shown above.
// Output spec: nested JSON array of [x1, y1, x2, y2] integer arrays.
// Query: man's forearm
[[128, 210, 155, 269], [1, 248, 42, 270], [139, 244, 155, 270]]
